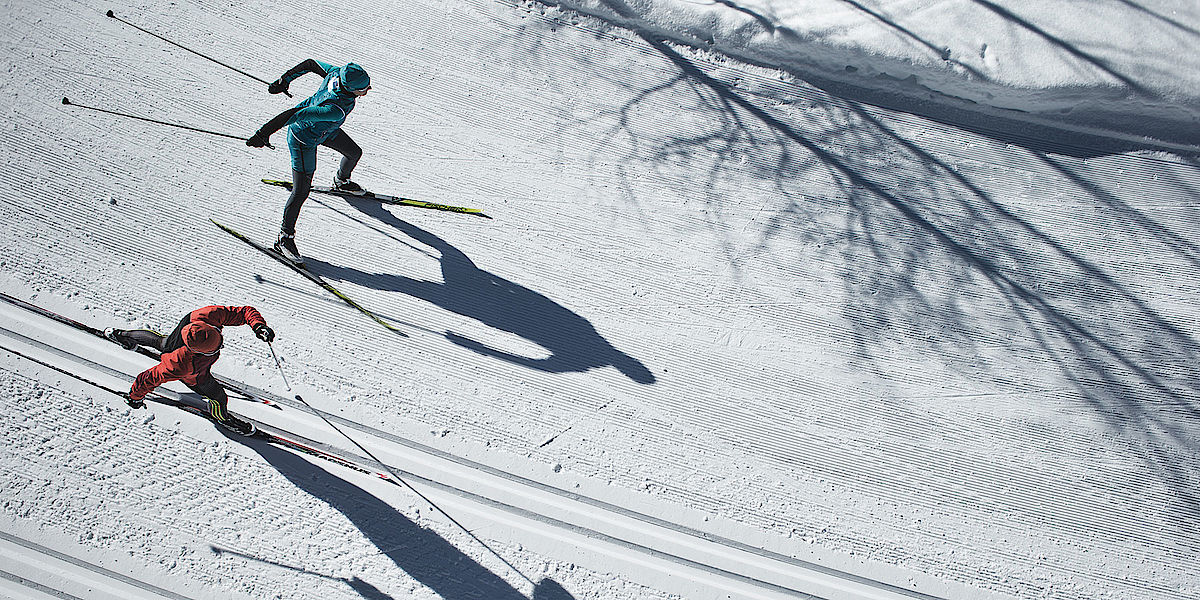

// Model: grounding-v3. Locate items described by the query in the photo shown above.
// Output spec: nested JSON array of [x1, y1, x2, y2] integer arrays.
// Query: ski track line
[[0, 323, 939, 600], [0, 491, 199, 599]]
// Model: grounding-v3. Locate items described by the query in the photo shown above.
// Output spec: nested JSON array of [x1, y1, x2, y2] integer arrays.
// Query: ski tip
[[261, 178, 293, 189]]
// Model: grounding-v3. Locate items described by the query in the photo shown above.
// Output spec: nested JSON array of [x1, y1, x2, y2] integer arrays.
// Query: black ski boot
[[274, 231, 304, 265], [332, 176, 369, 196], [217, 415, 257, 437], [104, 328, 138, 350]]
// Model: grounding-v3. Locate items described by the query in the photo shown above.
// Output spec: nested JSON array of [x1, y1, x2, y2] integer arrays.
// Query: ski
[[210, 219, 407, 336], [261, 178, 490, 218], [0, 292, 282, 408]]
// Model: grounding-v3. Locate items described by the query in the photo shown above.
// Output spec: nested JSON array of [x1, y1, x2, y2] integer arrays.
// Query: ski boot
[[273, 231, 304, 265], [217, 415, 258, 437], [104, 327, 138, 350], [332, 176, 369, 196]]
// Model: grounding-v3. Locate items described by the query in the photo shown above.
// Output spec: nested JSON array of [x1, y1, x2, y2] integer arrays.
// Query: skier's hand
[[268, 77, 290, 95], [246, 131, 270, 148], [253, 324, 275, 343], [122, 391, 145, 409]]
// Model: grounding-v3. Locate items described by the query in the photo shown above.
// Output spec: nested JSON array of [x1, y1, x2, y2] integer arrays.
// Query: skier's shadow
[[246, 438, 576, 600], [309, 200, 655, 384]]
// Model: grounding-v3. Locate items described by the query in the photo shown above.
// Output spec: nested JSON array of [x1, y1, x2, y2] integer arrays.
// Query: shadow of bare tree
[[522, 0, 1200, 155], [511, 0, 1200, 543]]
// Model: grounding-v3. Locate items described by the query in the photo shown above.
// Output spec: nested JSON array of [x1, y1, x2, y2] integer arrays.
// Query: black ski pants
[[282, 128, 362, 236]]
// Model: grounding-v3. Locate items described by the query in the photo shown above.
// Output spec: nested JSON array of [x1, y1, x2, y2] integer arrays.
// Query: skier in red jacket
[[105, 306, 275, 436]]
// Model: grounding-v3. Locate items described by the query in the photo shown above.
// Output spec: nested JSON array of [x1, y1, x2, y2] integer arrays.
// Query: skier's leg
[[190, 376, 254, 435], [281, 168, 315, 237], [189, 377, 230, 419], [118, 329, 165, 349], [322, 129, 362, 182], [107, 314, 186, 351], [282, 133, 318, 237]]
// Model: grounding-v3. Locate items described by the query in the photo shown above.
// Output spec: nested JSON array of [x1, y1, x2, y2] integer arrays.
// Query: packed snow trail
[[1, 0, 1199, 599], [0, 294, 959, 600]]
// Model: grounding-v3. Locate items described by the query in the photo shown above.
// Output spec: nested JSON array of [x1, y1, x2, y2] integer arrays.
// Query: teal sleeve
[[280, 59, 334, 85], [314, 59, 336, 75], [287, 103, 347, 127]]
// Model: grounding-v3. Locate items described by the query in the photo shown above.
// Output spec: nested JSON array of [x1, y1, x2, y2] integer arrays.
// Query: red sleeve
[[189, 305, 266, 329], [129, 350, 186, 401]]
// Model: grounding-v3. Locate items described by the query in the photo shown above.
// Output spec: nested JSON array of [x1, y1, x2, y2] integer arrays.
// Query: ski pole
[[266, 342, 291, 391], [61, 97, 273, 149], [105, 10, 291, 97]]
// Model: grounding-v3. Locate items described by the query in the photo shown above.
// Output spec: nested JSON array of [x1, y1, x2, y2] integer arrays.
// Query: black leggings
[[120, 315, 230, 415], [282, 129, 362, 236]]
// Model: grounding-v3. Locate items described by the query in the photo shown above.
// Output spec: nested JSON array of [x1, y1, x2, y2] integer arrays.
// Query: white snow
[[1, 0, 1198, 599]]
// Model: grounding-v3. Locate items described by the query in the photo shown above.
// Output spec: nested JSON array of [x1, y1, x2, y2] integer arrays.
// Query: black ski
[[210, 219, 407, 336], [261, 178, 490, 218], [0, 291, 281, 408]]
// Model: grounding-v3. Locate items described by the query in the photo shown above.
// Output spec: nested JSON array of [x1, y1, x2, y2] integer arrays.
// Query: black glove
[[246, 130, 270, 148], [122, 391, 145, 409], [268, 77, 290, 95], [254, 323, 275, 343]]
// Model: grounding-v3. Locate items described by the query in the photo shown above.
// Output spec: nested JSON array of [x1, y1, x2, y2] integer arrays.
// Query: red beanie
[[182, 322, 222, 354]]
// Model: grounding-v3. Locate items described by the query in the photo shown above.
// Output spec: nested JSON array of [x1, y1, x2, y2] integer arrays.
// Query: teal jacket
[[282, 59, 357, 146], [256, 60, 370, 146]]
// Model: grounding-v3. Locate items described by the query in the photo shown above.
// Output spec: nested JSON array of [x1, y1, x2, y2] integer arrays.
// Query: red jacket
[[130, 306, 266, 401]]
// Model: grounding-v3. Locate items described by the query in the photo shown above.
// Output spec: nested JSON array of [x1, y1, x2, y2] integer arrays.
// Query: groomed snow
[[2, 0, 1198, 599]]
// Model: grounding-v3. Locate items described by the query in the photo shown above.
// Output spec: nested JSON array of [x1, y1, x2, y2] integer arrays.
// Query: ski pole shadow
[[210, 545, 396, 600], [308, 200, 656, 385], [247, 439, 576, 600]]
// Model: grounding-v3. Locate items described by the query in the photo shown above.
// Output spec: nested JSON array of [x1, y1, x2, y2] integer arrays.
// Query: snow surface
[[2, 0, 1199, 599]]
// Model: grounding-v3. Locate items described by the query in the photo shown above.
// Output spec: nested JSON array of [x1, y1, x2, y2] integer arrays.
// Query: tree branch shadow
[[523, 0, 1200, 542], [525, 0, 1200, 154]]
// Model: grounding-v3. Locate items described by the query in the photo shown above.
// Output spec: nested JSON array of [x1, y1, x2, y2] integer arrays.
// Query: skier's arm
[[191, 306, 266, 329], [268, 58, 336, 94], [246, 106, 302, 147], [192, 306, 274, 342], [129, 359, 182, 402]]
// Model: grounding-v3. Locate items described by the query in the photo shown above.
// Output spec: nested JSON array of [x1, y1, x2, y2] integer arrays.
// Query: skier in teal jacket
[[247, 59, 372, 263]]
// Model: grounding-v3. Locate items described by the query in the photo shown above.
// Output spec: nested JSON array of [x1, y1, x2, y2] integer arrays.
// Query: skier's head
[[338, 63, 371, 95], [182, 322, 223, 355]]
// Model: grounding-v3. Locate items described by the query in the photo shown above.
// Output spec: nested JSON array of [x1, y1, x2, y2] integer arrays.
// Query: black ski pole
[[105, 10, 291, 97], [61, 97, 273, 149]]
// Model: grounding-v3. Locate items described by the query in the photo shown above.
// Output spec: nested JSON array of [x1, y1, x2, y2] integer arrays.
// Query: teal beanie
[[340, 63, 370, 91]]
